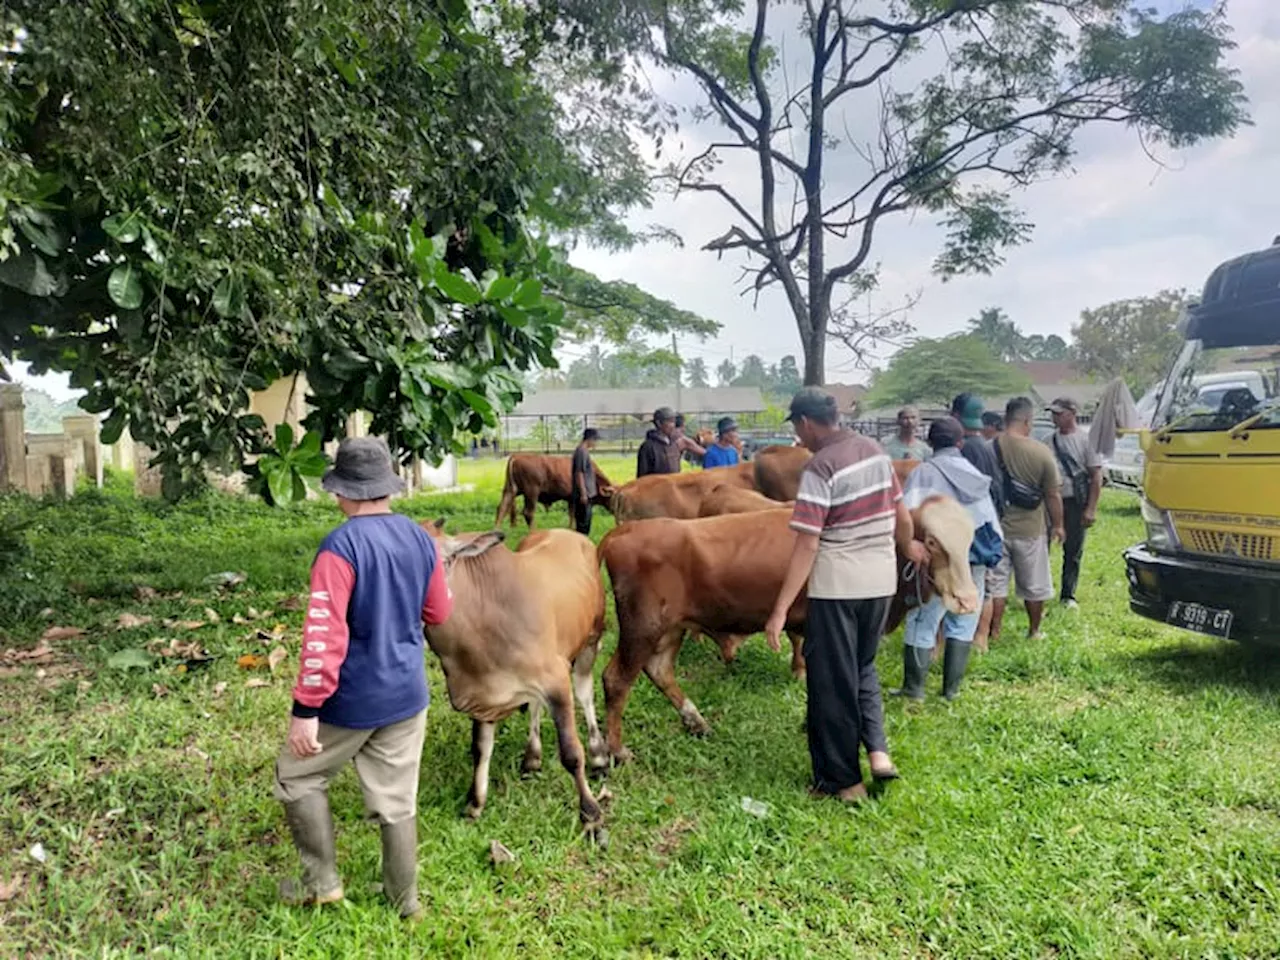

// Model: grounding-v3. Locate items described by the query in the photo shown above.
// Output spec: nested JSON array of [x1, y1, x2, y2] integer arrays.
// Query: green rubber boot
[[381, 817, 422, 920], [942, 638, 973, 701], [281, 793, 343, 905], [893, 645, 931, 702]]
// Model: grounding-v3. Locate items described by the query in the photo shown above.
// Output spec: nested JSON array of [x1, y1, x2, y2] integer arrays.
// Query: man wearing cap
[[951, 393, 1005, 650], [273, 437, 454, 920], [1048, 397, 1102, 609], [765, 388, 929, 803], [701, 417, 741, 469], [636, 407, 680, 477], [897, 417, 1004, 701]]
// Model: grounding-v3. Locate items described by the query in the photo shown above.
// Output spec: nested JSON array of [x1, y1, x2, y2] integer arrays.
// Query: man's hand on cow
[[764, 609, 786, 653], [904, 540, 929, 568], [288, 716, 323, 759]]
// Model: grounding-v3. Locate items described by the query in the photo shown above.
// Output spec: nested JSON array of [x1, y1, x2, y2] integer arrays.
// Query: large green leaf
[[211, 273, 244, 318], [102, 212, 142, 243], [433, 264, 481, 305], [108, 263, 144, 309], [264, 459, 296, 506], [274, 422, 295, 454]]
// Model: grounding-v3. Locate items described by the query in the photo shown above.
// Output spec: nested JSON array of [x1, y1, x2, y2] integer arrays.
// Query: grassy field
[[2, 461, 1280, 957]]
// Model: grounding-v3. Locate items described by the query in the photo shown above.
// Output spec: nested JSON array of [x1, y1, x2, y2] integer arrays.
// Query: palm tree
[[685, 357, 710, 388], [967, 308, 1025, 362]]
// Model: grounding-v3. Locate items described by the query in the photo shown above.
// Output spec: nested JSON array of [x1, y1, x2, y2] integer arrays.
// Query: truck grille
[[1181, 527, 1277, 561]]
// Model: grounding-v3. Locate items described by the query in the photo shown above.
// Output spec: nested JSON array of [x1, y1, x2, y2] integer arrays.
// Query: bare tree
[[631, 0, 1247, 384]]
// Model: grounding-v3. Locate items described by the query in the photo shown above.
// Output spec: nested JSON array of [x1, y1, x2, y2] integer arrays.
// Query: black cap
[[784, 387, 838, 424], [927, 416, 965, 450], [716, 416, 738, 436], [653, 406, 675, 425], [321, 437, 406, 501]]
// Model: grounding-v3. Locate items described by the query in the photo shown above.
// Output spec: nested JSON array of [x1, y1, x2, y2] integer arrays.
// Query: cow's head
[[914, 496, 978, 615], [421, 518, 506, 567]]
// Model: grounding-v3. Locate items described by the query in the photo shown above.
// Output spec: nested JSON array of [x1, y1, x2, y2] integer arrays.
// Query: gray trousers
[[274, 709, 427, 825], [803, 596, 891, 792]]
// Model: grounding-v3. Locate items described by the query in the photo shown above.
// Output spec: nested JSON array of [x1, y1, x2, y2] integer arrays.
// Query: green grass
[[3, 466, 1280, 958]]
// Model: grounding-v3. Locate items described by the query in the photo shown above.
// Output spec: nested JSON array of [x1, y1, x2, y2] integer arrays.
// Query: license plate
[[1167, 600, 1234, 639]]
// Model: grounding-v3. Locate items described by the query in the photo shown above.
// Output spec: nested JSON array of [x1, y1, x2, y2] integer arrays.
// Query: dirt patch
[[652, 816, 697, 866], [1212, 804, 1280, 832]]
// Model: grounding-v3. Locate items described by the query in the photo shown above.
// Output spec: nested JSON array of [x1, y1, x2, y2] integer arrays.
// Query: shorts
[[1006, 535, 1054, 602], [904, 563, 987, 648], [985, 549, 1011, 600]]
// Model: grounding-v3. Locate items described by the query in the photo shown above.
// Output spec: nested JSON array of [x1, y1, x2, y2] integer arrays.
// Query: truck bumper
[[1124, 545, 1280, 646]]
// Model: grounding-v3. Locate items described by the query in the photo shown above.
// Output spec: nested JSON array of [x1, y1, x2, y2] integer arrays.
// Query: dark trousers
[[804, 596, 891, 792], [1061, 497, 1088, 601], [570, 497, 593, 536]]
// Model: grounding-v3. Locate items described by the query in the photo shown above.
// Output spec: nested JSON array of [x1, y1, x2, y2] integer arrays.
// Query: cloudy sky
[[11, 0, 1276, 402], [568, 0, 1279, 384]]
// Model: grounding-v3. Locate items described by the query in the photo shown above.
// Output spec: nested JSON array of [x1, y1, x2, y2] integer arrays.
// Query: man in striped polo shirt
[[766, 388, 928, 802]]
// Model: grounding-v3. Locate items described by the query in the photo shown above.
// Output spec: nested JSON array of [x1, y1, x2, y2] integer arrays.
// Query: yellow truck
[[1124, 237, 1280, 644]]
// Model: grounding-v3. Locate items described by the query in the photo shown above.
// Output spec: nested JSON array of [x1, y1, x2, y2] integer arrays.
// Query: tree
[[0, 2, 652, 498], [733, 354, 770, 389], [550, 1, 1247, 384], [968, 308, 1026, 363], [15, 387, 82, 434], [863, 335, 1031, 409], [685, 357, 710, 388], [1023, 334, 1070, 362], [774, 355, 802, 396], [1072, 290, 1186, 394], [716, 359, 737, 386]]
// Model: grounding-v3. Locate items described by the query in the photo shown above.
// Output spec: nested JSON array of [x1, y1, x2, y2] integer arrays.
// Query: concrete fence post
[[62, 414, 102, 488], [0, 383, 27, 492], [25, 433, 77, 497]]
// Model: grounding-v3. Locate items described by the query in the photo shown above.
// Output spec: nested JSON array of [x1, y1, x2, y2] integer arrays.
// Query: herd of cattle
[[420, 448, 977, 839]]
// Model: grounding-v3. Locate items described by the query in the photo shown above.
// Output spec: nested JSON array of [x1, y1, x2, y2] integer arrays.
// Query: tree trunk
[[802, 330, 825, 386]]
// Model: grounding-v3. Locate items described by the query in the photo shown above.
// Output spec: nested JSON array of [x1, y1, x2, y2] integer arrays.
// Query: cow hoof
[[521, 755, 542, 777], [463, 803, 484, 822], [682, 717, 712, 737], [586, 822, 609, 849], [610, 746, 635, 767], [588, 753, 610, 777]]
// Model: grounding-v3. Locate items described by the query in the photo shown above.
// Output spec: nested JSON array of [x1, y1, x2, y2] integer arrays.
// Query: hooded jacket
[[902, 448, 1004, 561]]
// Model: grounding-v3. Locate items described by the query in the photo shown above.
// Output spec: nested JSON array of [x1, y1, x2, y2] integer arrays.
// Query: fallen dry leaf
[[237, 654, 269, 670], [174, 620, 207, 631], [267, 646, 289, 672], [77, 680, 92, 693], [489, 840, 516, 865], [204, 608, 221, 624], [0, 872, 24, 901], [245, 678, 271, 689], [116, 613, 153, 630], [247, 606, 264, 620], [134, 586, 159, 602], [231, 615, 248, 626], [39, 607, 55, 619], [41, 626, 86, 642], [278, 595, 304, 612], [152, 683, 169, 698], [2, 641, 55, 665], [212, 681, 228, 696]]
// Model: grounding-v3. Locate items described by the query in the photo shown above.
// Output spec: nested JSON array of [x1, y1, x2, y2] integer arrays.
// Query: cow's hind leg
[[546, 685, 604, 837], [522, 700, 543, 776], [464, 720, 497, 821], [572, 645, 608, 774], [645, 629, 710, 737], [522, 493, 537, 530], [788, 631, 806, 682], [602, 645, 646, 765]]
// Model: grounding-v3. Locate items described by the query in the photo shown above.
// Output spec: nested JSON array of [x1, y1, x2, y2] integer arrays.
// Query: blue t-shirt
[[293, 514, 447, 729], [702, 443, 740, 469]]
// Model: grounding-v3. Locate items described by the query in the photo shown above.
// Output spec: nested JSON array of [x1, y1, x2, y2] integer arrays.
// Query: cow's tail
[[495, 458, 518, 528]]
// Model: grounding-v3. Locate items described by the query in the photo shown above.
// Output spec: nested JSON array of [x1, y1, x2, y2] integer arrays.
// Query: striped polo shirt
[[790, 431, 902, 600]]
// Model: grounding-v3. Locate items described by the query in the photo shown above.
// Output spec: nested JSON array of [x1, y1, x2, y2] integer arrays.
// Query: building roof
[[1017, 360, 1082, 383], [508, 387, 767, 418], [821, 382, 867, 413]]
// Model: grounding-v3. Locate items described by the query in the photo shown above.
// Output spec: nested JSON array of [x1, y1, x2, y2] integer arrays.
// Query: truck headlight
[[1140, 497, 1178, 551]]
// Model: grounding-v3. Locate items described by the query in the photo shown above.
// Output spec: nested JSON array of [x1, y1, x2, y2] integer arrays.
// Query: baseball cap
[[926, 416, 965, 450], [653, 406, 676, 425], [1048, 397, 1079, 414], [954, 394, 985, 430], [716, 416, 738, 436], [784, 387, 838, 423]]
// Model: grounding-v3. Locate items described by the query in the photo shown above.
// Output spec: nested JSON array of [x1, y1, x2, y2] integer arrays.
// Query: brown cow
[[697, 484, 792, 518], [495, 454, 614, 530], [610, 464, 756, 521], [421, 522, 608, 838], [751, 445, 812, 501], [598, 496, 975, 762]]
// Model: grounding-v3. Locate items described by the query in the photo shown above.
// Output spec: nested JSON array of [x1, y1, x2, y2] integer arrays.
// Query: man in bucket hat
[[273, 437, 454, 920]]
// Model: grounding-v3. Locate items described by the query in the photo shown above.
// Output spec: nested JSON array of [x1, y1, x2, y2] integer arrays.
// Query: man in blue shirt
[[702, 417, 741, 469], [274, 437, 453, 920]]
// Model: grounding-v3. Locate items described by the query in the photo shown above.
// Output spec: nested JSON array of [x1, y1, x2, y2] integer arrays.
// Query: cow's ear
[[451, 530, 506, 560], [435, 517, 448, 530]]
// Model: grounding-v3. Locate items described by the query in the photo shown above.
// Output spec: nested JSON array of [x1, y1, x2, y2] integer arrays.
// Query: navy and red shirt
[[291, 513, 453, 729]]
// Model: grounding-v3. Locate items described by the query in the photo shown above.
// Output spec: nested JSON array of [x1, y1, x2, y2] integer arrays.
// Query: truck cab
[[1124, 238, 1280, 645]]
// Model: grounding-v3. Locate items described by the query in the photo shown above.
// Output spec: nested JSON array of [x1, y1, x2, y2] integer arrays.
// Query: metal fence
[[478, 410, 787, 457]]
